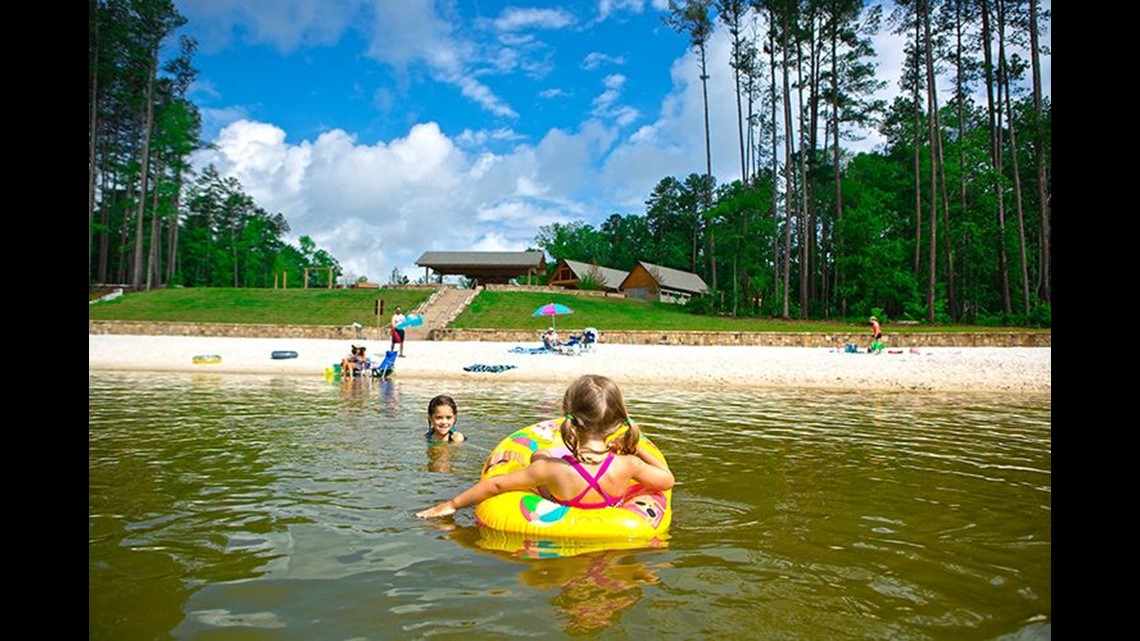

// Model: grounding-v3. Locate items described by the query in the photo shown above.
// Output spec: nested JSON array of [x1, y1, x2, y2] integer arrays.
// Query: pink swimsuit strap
[[553, 452, 622, 509]]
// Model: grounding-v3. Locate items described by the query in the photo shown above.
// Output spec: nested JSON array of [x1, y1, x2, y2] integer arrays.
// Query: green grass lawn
[[90, 287, 1047, 335], [88, 287, 431, 326]]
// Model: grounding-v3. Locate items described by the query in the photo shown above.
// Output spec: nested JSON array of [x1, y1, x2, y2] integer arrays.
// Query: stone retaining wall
[[429, 328, 1050, 347], [89, 320, 1050, 347], [89, 320, 390, 341]]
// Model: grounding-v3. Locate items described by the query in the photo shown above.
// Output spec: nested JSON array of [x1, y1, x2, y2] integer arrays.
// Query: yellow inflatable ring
[[192, 354, 222, 365], [473, 419, 672, 541]]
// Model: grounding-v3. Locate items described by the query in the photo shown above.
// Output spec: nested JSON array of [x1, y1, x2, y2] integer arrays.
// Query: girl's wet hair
[[428, 395, 457, 418], [560, 374, 640, 461]]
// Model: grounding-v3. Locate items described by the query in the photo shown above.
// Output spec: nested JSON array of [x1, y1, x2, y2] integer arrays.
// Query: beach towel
[[463, 364, 518, 373]]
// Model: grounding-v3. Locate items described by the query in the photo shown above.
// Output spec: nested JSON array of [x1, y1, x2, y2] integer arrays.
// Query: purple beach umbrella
[[532, 302, 574, 329]]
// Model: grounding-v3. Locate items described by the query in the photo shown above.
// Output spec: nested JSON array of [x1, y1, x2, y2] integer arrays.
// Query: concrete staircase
[[406, 286, 479, 341]]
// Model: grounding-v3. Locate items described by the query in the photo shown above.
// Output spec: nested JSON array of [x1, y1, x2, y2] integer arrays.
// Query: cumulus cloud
[[175, 0, 366, 52], [493, 7, 574, 31], [190, 118, 601, 282], [582, 52, 626, 70], [597, 0, 660, 21]]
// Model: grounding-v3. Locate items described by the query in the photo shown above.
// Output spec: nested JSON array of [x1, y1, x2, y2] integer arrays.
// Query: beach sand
[[89, 334, 1050, 394]]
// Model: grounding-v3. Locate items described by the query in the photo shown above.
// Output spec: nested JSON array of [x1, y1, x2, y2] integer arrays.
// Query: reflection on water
[[90, 371, 1050, 640]]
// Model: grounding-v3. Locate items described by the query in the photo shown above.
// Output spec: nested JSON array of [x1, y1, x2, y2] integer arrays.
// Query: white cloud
[[592, 74, 625, 112], [190, 117, 600, 282], [597, 0, 655, 20], [356, 1, 519, 119], [582, 52, 626, 70], [175, 0, 365, 52], [493, 7, 574, 31]]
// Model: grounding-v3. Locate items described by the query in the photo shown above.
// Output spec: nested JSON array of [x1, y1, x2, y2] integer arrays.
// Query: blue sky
[[176, 0, 1050, 284]]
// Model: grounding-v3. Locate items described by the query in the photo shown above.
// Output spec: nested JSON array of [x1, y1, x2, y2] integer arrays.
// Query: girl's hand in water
[[416, 501, 456, 518]]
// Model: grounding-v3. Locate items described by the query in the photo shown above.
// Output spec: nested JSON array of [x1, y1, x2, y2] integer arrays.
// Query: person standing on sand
[[869, 316, 883, 352], [390, 306, 407, 357]]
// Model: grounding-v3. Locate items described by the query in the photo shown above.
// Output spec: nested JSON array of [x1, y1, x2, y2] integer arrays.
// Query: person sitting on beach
[[416, 374, 674, 518], [541, 327, 561, 350], [341, 345, 367, 377], [426, 394, 465, 443]]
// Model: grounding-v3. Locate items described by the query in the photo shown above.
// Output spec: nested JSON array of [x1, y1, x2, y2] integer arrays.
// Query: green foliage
[[174, 166, 338, 289], [683, 295, 713, 315], [577, 274, 602, 291], [976, 302, 1051, 329], [1028, 303, 1051, 328]]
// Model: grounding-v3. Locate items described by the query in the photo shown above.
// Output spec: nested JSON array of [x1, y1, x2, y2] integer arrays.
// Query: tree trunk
[[146, 158, 164, 291], [796, 27, 811, 319], [1029, 0, 1050, 302], [831, 4, 846, 317], [921, 0, 938, 323], [89, 1, 99, 285], [728, 3, 747, 186], [166, 178, 182, 286], [997, 0, 1031, 316], [97, 138, 111, 284], [768, 8, 782, 315], [131, 50, 158, 290], [980, 0, 1012, 315], [912, 9, 923, 278], [781, 7, 795, 319], [699, 43, 717, 292]]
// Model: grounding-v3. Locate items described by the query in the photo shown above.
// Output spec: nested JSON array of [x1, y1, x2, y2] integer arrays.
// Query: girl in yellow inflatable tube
[[416, 374, 674, 519]]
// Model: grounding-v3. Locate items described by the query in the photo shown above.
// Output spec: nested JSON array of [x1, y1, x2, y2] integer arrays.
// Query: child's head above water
[[427, 395, 460, 440], [560, 374, 640, 460]]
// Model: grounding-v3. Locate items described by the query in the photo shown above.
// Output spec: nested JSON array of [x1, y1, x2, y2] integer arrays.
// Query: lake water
[[89, 371, 1050, 640]]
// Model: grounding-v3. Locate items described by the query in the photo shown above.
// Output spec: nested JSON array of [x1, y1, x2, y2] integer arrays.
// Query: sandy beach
[[89, 334, 1050, 394]]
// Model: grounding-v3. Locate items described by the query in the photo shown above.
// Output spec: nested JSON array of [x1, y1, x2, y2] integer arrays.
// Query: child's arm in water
[[416, 460, 550, 518]]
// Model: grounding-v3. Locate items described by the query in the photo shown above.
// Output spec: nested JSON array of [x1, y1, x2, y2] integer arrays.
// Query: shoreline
[[89, 334, 1051, 394]]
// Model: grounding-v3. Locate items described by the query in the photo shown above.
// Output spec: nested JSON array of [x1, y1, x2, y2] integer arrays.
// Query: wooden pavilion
[[415, 250, 547, 286]]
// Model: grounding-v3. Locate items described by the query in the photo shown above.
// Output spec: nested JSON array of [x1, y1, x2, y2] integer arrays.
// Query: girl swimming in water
[[426, 395, 465, 443], [416, 375, 673, 518]]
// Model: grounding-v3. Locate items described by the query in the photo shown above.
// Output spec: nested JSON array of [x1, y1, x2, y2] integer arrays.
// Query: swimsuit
[[427, 426, 457, 442], [539, 452, 623, 508]]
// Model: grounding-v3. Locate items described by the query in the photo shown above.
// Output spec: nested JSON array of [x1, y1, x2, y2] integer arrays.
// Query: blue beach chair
[[370, 350, 398, 380], [565, 327, 598, 353]]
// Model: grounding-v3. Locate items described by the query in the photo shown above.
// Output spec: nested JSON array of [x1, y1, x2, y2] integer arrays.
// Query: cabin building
[[547, 259, 629, 292], [619, 261, 709, 304]]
